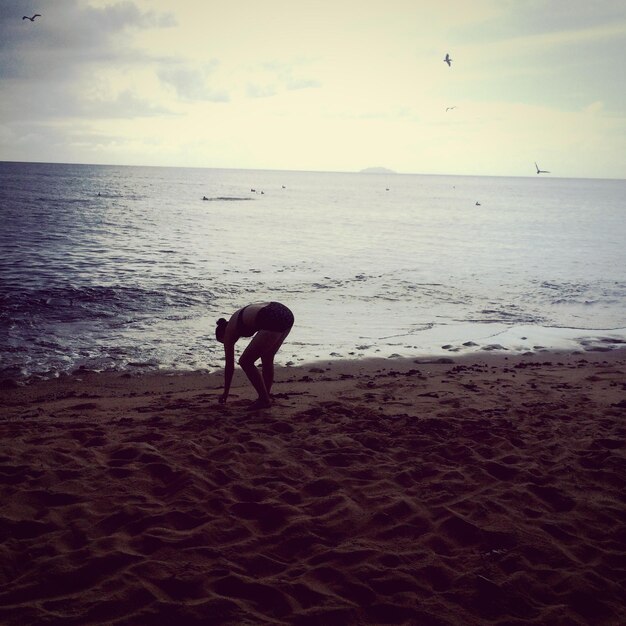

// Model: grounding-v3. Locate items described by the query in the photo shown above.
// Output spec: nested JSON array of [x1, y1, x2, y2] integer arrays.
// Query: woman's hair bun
[[215, 317, 228, 341]]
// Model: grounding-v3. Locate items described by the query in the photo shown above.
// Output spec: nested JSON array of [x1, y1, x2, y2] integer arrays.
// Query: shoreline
[[1, 349, 625, 624], [3, 341, 625, 393], [2, 319, 625, 387]]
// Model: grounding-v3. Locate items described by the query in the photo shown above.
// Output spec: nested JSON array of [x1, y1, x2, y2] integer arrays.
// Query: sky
[[1, 0, 625, 178]]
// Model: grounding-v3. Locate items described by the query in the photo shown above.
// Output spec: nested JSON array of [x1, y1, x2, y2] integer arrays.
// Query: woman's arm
[[220, 341, 235, 403], [219, 315, 239, 403]]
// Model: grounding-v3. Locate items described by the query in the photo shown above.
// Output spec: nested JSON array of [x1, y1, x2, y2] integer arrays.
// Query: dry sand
[[1, 350, 625, 625]]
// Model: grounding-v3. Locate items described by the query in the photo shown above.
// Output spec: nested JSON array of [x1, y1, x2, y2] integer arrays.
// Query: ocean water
[[1, 161, 625, 381]]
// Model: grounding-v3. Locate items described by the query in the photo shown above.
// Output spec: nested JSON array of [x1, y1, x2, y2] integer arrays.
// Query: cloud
[[455, 0, 626, 43], [246, 83, 278, 99], [157, 62, 230, 102], [80, 90, 175, 118], [0, 1, 179, 126], [475, 21, 626, 55], [283, 76, 321, 92], [0, 64, 178, 121], [245, 61, 320, 99], [0, 0, 176, 80], [583, 101, 604, 114]]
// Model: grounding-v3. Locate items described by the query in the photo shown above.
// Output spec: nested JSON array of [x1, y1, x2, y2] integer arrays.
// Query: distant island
[[359, 166, 396, 174]]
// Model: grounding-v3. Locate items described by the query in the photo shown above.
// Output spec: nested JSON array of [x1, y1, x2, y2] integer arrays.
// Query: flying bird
[[22, 14, 41, 21], [535, 162, 550, 174], [446, 106, 456, 112], [444, 53, 452, 67]]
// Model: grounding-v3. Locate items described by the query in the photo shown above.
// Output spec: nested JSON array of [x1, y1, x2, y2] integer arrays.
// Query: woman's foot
[[246, 397, 272, 411]]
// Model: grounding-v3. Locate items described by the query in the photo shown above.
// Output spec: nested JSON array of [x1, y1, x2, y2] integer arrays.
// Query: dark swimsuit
[[236, 302, 294, 337]]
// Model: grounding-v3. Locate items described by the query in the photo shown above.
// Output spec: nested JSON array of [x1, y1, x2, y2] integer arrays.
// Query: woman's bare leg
[[239, 329, 290, 405], [238, 358, 270, 404], [261, 329, 290, 394]]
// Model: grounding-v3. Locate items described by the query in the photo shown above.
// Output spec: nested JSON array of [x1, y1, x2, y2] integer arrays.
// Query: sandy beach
[[1, 350, 625, 625]]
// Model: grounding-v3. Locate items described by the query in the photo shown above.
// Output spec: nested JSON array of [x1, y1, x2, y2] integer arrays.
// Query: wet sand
[[1, 350, 625, 625]]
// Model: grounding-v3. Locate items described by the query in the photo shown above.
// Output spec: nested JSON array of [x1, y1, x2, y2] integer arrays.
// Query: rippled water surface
[[1, 161, 625, 379]]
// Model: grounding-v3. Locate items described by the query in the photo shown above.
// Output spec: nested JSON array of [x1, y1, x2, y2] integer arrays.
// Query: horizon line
[[0, 158, 623, 182]]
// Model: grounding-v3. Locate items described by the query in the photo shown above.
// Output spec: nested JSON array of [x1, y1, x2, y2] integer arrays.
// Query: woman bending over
[[215, 301, 294, 409]]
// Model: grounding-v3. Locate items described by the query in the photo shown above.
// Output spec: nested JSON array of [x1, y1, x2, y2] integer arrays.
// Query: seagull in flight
[[446, 106, 456, 112], [444, 53, 452, 67], [535, 162, 550, 174], [22, 14, 41, 21]]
